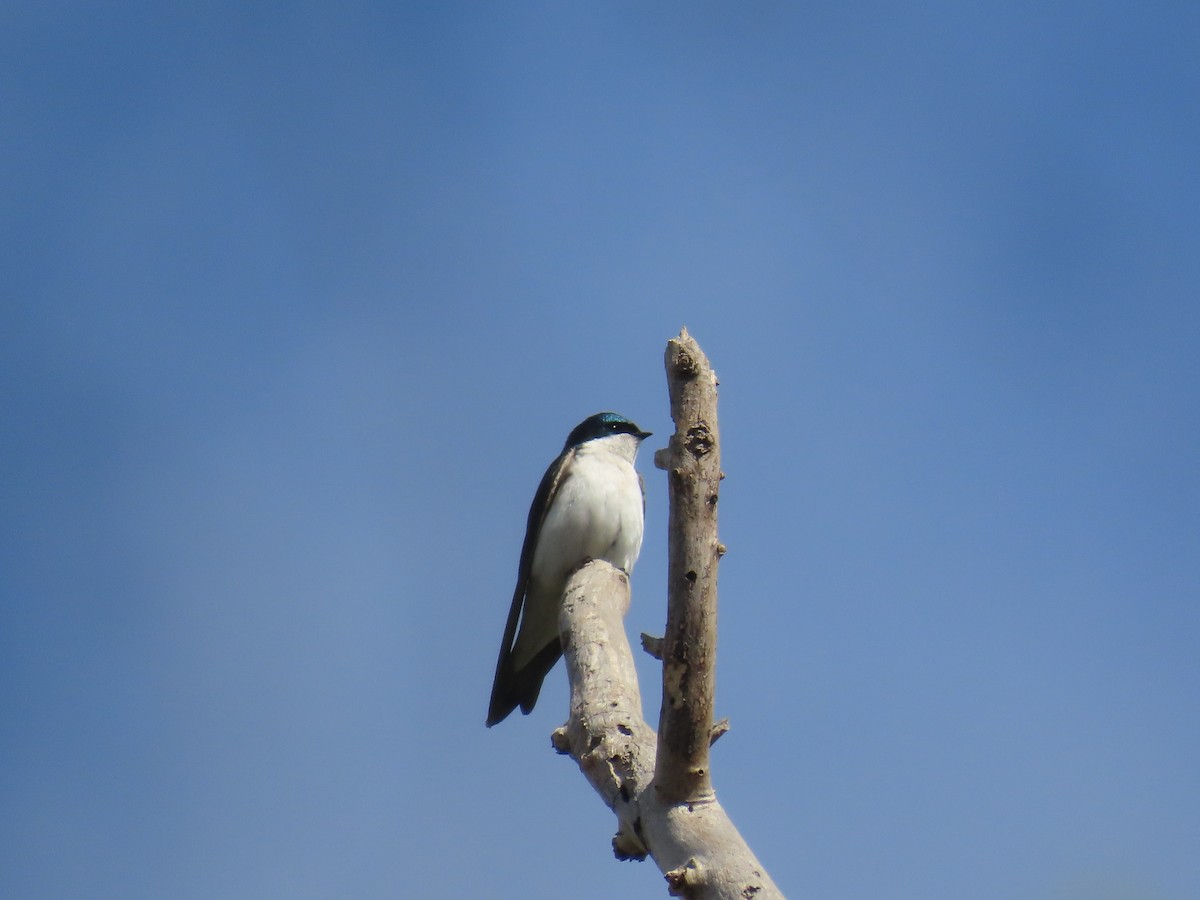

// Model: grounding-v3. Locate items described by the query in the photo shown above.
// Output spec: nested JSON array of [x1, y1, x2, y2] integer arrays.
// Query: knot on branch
[[550, 727, 571, 755], [685, 423, 715, 458], [710, 718, 731, 745], [670, 346, 700, 377], [613, 821, 649, 861], [640, 633, 664, 660], [665, 857, 705, 896]]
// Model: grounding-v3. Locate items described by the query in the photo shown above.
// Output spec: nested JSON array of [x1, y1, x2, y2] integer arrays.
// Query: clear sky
[[3, 3, 1198, 898]]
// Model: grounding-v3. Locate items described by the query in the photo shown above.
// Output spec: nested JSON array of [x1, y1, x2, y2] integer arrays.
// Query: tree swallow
[[487, 412, 651, 727]]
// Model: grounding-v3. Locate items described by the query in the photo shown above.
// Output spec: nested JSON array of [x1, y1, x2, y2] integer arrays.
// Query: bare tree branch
[[655, 326, 723, 804], [550, 329, 784, 898], [555, 560, 782, 897], [552, 561, 655, 861]]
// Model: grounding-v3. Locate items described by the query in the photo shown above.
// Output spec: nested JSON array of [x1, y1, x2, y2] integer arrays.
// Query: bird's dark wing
[[486, 447, 574, 727]]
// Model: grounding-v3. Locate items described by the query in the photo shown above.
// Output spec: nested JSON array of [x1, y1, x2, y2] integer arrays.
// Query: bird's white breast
[[531, 436, 645, 587]]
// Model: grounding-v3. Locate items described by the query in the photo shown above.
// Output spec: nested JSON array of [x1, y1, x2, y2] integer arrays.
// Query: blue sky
[[3, 3, 1198, 898]]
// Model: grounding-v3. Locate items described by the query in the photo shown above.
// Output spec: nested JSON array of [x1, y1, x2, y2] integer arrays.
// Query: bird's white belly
[[512, 445, 644, 669], [535, 451, 643, 581]]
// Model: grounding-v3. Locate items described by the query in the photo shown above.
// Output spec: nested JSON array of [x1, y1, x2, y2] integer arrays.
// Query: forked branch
[[553, 329, 783, 898]]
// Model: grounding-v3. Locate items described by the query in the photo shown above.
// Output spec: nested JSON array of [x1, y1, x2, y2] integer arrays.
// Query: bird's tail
[[486, 641, 563, 727]]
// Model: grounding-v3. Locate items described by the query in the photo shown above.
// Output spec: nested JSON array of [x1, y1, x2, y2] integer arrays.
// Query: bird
[[487, 412, 651, 727]]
